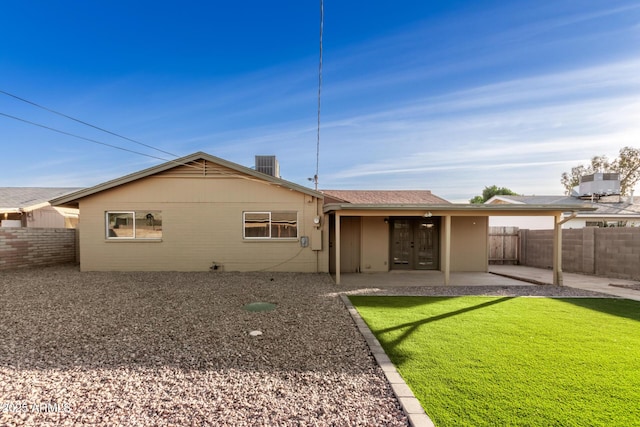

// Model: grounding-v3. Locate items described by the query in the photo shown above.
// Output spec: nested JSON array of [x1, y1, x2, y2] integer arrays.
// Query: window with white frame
[[106, 211, 163, 239], [243, 211, 297, 239]]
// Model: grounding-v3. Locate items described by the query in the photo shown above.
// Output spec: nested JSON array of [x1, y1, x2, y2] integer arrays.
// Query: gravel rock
[[0, 265, 407, 426]]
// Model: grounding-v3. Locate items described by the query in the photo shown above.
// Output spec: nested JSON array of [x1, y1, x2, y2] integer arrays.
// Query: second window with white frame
[[243, 211, 298, 239]]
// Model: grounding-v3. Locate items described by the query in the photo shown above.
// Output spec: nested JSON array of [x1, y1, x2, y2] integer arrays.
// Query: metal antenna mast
[[314, 0, 324, 191]]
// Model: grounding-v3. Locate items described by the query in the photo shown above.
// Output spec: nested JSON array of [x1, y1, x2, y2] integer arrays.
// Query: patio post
[[553, 213, 563, 286], [443, 215, 451, 285]]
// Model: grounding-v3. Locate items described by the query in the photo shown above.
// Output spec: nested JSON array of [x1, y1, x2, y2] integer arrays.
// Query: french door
[[391, 218, 439, 270]]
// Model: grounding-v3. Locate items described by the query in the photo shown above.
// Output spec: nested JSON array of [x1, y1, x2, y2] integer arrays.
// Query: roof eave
[[323, 203, 597, 214], [0, 208, 22, 214], [575, 213, 640, 219]]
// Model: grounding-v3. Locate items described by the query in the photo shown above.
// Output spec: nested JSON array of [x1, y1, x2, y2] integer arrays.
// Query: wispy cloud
[[319, 55, 640, 196]]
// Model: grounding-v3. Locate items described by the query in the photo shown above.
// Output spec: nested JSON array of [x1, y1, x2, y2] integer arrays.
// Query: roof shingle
[[0, 187, 83, 210]]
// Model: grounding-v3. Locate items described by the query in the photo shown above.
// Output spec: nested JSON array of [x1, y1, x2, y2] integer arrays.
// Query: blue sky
[[1, 1, 639, 201]]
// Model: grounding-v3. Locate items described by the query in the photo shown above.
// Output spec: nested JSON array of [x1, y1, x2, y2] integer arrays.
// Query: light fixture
[[423, 212, 432, 218], [384, 218, 389, 224]]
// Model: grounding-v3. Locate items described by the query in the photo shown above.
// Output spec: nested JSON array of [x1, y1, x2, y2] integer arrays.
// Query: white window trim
[[106, 211, 135, 240], [243, 211, 272, 239], [243, 211, 298, 240], [106, 211, 162, 240]]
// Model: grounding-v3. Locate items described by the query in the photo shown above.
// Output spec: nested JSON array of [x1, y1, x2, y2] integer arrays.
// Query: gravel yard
[[0, 265, 407, 426], [0, 265, 615, 426]]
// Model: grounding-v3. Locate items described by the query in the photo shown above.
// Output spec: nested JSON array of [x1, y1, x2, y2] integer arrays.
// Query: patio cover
[[323, 203, 596, 286]]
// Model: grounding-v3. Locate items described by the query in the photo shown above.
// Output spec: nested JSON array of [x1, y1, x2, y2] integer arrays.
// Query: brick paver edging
[[340, 294, 435, 427]]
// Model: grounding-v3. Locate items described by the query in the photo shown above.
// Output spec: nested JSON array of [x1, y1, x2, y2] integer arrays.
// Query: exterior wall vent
[[578, 172, 620, 198], [255, 155, 280, 178]]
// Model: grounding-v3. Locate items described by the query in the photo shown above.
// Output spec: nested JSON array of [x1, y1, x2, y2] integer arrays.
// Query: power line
[[0, 89, 179, 158], [0, 111, 201, 169]]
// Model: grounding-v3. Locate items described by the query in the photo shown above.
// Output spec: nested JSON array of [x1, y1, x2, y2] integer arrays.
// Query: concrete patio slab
[[334, 267, 640, 301], [490, 265, 640, 301], [336, 270, 530, 287]]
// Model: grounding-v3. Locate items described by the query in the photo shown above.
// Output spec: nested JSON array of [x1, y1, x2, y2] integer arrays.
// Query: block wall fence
[[520, 227, 640, 281], [0, 228, 77, 270]]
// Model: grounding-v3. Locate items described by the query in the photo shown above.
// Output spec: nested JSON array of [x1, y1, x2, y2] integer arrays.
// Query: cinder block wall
[[594, 228, 640, 280], [0, 228, 77, 270], [520, 229, 554, 269], [519, 227, 640, 281], [561, 229, 585, 273]]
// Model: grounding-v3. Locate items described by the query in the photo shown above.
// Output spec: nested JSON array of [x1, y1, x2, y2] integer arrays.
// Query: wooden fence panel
[[489, 226, 519, 265]]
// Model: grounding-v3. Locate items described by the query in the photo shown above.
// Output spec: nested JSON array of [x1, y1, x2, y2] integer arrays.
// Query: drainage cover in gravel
[[243, 302, 277, 312]]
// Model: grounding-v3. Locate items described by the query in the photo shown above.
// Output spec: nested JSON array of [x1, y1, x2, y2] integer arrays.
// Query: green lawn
[[349, 296, 640, 427]]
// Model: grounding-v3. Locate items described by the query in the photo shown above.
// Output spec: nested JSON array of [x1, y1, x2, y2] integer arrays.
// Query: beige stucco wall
[[360, 216, 389, 272], [78, 173, 327, 272], [450, 216, 488, 271]]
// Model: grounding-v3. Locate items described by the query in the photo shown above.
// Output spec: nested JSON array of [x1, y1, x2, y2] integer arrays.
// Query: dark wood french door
[[391, 218, 439, 270]]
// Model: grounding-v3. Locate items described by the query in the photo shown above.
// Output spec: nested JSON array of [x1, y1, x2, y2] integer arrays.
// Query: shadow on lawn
[[369, 297, 513, 351], [561, 298, 640, 323]]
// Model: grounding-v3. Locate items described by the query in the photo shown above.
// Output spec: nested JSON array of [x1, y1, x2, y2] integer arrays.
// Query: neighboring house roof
[[0, 187, 82, 213], [321, 190, 450, 204], [485, 195, 640, 219], [487, 195, 579, 205], [51, 152, 323, 207]]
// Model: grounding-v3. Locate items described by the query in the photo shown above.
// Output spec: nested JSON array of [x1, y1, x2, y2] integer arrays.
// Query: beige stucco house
[[52, 152, 326, 272], [51, 152, 595, 285]]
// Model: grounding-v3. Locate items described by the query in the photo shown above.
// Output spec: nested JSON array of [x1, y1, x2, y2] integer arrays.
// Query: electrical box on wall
[[311, 229, 322, 251]]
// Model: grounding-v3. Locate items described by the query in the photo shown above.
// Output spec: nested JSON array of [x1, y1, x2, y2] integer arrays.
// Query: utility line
[[0, 111, 201, 170], [1, 110, 304, 187], [0, 89, 178, 158]]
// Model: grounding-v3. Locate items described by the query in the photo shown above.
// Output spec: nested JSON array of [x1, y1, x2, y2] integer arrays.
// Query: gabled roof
[[0, 187, 82, 213], [321, 190, 450, 205], [485, 194, 640, 217], [51, 152, 322, 207]]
